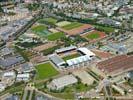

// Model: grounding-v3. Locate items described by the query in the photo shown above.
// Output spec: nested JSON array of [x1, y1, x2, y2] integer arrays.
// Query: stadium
[[49, 46, 96, 69]]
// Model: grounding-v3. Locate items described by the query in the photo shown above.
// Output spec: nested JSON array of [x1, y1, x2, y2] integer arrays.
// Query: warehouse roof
[[51, 75, 77, 89]]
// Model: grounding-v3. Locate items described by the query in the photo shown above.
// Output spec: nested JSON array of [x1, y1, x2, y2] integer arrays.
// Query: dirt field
[[33, 42, 57, 52], [56, 24, 93, 35], [73, 70, 95, 85]]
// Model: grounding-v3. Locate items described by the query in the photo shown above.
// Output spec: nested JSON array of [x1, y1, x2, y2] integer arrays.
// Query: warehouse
[[97, 55, 133, 76], [48, 75, 77, 90]]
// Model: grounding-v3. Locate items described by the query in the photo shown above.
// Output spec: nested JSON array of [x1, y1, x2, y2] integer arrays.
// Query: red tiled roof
[[97, 55, 133, 74]]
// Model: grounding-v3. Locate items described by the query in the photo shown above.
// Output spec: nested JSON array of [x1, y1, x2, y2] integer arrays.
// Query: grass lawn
[[38, 18, 57, 25], [62, 22, 83, 30], [62, 53, 80, 61], [94, 25, 115, 33], [35, 63, 59, 80], [47, 32, 65, 41], [31, 25, 47, 32], [86, 32, 100, 40]]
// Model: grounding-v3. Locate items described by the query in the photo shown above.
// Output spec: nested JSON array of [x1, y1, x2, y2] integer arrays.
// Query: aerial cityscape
[[0, 0, 133, 100]]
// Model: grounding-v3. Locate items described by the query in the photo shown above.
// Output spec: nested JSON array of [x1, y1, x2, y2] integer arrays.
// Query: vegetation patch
[[94, 25, 115, 33], [62, 53, 81, 61]]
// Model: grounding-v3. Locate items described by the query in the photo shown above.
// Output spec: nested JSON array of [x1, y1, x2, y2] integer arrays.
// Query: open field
[[62, 53, 81, 61], [38, 18, 57, 25], [47, 32, 65, 41], [56, 21, 71, 27], [62, 22, 83, 30], [35, 62, 59, 80]]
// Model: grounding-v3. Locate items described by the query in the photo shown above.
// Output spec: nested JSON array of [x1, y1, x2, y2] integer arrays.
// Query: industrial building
[[48, 75, 77, 90]]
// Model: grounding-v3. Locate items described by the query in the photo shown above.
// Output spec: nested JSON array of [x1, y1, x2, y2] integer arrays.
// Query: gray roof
[[0, 56, 24, 69], [55, 46, 77, 53], [49, 54, 65, 66], [0, 47, 13, 56]]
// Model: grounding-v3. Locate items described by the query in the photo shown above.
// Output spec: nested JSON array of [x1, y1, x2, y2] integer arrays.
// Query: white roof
[[3, 72, 15, 77], [66, 55, 91, 66], [52, 75, 77, 89], [17, 73, 30, 78], [78, 47, 95, 56]]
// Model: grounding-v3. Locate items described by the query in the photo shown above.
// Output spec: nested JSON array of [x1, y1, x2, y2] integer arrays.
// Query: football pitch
[[47, 32, 65, 41], [35, 62, 59, 80]]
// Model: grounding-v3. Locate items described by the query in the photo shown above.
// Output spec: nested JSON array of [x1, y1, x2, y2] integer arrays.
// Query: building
[[0, 55, 25, 69], [97, 55, 133, 76], [48, 75, 77, 90], [17, 62, 34, 73], [49, 54, 65, 68], [0, 82, 6, 92], [3, 71, 16, 79], [0, 47, 13, 57], [16, 73, 30, 82]]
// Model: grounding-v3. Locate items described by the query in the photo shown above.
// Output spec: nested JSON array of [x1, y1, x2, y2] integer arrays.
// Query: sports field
[[47, 32, 65, 41], [86, 32, 100, 39], [62, 53, 80, 61], [84, 31, 106, 41], [62, 22, 83, 30], [35, 62, 59, 80]]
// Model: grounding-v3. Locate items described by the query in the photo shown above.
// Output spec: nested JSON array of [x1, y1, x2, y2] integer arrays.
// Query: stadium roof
[[49, 54, 65, 67], [66, 55, 91, 66], [78, 47, 95, 56], [55, 46, 77, 53]]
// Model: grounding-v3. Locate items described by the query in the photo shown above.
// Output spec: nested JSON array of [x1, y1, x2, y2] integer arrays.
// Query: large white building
[[16, 73, 30, 82], [48, 75, 77, 90]]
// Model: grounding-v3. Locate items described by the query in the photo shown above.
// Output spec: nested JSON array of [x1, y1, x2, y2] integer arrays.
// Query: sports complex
[[48, 45, 96, 69]]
